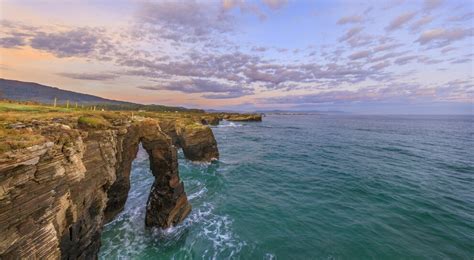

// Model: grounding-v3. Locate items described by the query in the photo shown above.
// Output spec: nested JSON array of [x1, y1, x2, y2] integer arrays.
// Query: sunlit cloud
[[0, 0, 472, 113]]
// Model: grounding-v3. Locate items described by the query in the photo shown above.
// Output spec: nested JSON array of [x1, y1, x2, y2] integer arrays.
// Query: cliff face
[[0, 117, 217, 259]]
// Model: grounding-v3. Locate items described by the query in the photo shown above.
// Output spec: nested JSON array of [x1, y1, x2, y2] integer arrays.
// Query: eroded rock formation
[[158, 119, 219, 162], [0, 116, 216, 259], [176, 121, 219, 162], [224, 113, 262, 122]]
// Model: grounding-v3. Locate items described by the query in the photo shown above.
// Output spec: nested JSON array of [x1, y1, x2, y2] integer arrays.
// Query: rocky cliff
[[224, 113, 263, 122], [0, 114, 219, 259]]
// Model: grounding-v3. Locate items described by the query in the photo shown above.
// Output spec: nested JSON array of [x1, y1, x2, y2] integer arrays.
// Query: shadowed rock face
[[0, 118, 213, 259]]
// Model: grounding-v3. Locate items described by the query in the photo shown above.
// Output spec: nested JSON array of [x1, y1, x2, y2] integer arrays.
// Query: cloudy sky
[[0, 0, 473, 113]]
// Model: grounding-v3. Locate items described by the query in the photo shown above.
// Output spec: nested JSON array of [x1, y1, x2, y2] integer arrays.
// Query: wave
[[100, 150, 246, 259], [188, 186, 208, 200], [217, 121, 243, 128], [184, 203, 246, 259]]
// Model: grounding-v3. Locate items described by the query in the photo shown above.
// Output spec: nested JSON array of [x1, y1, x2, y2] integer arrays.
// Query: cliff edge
[[0, 112, 218, 259]]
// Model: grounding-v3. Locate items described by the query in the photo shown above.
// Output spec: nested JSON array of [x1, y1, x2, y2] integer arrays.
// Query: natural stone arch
[[104, 119, 191, 228], [0, 117, 220, 259]]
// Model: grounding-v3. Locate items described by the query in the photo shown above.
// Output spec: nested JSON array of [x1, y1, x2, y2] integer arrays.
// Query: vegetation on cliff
[[78, 115, 112, 129], [0, 100, 262, 258], [0, 128, 45, 153], [0, 101, 261, 154]]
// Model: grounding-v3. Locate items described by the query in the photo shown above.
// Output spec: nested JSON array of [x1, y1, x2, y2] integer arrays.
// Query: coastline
[[0, 105, 261, 259]]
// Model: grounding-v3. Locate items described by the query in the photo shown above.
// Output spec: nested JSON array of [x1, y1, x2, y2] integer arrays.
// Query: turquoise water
[[99, 115, 474, 259]]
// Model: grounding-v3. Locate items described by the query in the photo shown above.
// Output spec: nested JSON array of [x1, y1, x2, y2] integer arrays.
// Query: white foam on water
[[191, 203, 246, 258], [101, 145, 247, 259], [188, 186, 208, 200], [189, 160, 213, 167], [102, 199, 247, 258], [217, 121, 243, 128]]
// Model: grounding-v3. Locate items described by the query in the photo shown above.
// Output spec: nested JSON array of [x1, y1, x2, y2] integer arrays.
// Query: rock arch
[[104, 119, 191, 228], [0, 117, 218, 259]]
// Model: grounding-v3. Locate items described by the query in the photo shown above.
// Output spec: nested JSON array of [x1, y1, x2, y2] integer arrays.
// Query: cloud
[[348, 50, 371, 60], [241, 61, 380, 89], [57, 72, 119, 81], [0, 20, 116, 59], [339, 26, 364, 42], [259, 84, 423, 104], [122, 47, 382, 92], [448, 12, 474, 22], [440, 46, 456, 53], [121, 51, 259, 83], [136, 1, 233, 43], [0, 36, 25, 48], [224, 0, 287, 13], [138, 78, 253, 98], [370, 61, 391, 70], [373, 43, 403, 53], [410, 16, 433, 31], [386, 12, 416, 31], [346, 34, 374, 48], [337, 15, 364, 25], [423, 0, 443, 12], [383, 0, 405, 10], [222, 0, 267, 20], [30, 28, 111, 58], [261, 80, 472, 105], [416, 27, 473, 47], [450, 58, 471, 64], [202, 92, 250, 99], [394, 55, 419, 65], [1, 1, 472, 112], [251, 46, 268, 52], [417, 56, 443, 64], [369, 51, 410, 63], [437, 79, 473, 102], [262, 0, 288, 10]]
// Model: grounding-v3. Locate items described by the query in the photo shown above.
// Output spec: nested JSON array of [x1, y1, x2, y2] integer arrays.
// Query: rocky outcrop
[[157, 119, 219, 162], [199, 115, 221, 126], [225, 113, 262, 122], [0, 116, 216, 259], [176, 121, 219, 162]]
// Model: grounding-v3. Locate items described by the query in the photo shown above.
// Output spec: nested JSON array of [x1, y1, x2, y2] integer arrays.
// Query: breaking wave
[[217, 121, 243, 128]]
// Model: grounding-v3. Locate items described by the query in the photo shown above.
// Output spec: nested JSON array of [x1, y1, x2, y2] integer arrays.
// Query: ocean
[[99, 114, 474, 259]]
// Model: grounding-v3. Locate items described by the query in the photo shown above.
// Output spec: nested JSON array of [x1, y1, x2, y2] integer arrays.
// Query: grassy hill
[[0, 78, 203, 112]]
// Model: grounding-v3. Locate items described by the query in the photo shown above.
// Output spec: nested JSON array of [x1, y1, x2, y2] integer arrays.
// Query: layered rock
[[199, 115, 221, 126], [176, 121, 219, 162], [225, 113, 262, 122], [0, 116, 216, 259], [158, 119, 219, 162]]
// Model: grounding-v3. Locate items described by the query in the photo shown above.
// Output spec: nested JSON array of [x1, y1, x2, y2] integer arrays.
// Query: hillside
[[0, 78, 203, 112]]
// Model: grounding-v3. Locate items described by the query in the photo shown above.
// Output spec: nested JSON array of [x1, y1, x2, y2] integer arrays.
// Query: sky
[[0, 0, 473, 113]]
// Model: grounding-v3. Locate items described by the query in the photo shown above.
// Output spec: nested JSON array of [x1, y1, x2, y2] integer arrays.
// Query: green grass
[[77, 115, 111, 129], [0, 101, 254, 153], [0, 102, 72, 113], [0, 128, 46, 153]]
